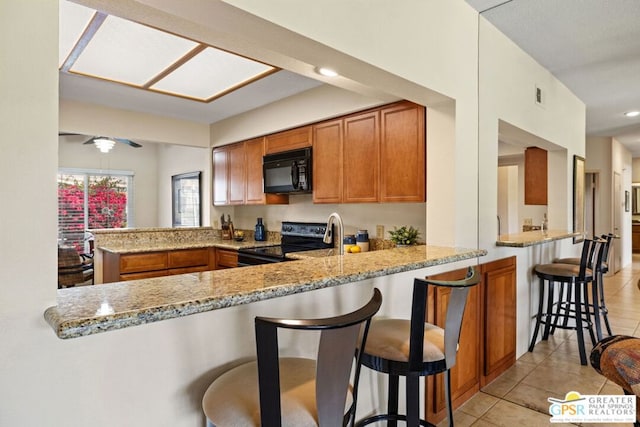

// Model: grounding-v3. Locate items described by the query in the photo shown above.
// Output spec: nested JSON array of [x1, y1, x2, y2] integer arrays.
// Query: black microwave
[[263, 148, 312, 194]]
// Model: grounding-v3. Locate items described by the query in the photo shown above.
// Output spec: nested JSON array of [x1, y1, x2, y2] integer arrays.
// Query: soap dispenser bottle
[[254, 218, 266, 241], [541, 213, 548, 233]]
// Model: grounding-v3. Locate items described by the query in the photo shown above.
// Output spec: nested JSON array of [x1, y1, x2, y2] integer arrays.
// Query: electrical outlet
[[213, 220, 219, 228], [376, 225, 385, 239], [524, 218, 533, 226]]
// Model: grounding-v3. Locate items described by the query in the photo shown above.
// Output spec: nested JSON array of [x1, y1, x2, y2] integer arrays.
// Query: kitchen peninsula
[[496, 229, 579, 247], [45, 245, 486, 339]]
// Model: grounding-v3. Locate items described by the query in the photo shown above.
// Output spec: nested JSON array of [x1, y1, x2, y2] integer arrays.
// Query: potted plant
[[389, 225, 420, 246]]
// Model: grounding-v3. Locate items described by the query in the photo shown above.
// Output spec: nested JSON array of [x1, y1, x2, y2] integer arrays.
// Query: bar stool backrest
[[409, 267, 481, 371], [599, 234, 614, 273], [255, 288, 382, 427]]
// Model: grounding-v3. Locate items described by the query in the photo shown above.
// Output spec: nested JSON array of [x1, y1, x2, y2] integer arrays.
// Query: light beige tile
[[480, 374, 519, 398], [430, 262, 640, 427], [458, 392, 500, 418], [521, 363, 605, 396], [494, 360, 537, 383], [516, 350, 550, 366], [436, 409, 477, 427], [502, 382, 556, 414], [478, 400, 556, 426]]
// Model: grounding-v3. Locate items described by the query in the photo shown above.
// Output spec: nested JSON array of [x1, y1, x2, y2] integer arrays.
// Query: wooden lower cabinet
[[480, 257, 517, 386], [425, 256, 516, 424], [633, 225, 640, 253], [215, 248, 238, 269], [103, 247, 216, 283]]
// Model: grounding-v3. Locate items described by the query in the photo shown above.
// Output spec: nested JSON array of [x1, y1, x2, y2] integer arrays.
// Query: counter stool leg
[[542, 279, 555, 340], [598, 271, 613, 336], [591, 279, 603, 341], [406, 375, 420, 426], [388, 374, 399, 427], [581, 281, 597, 347], [574, 279, 588, 365], [529, 276, 546, 352], [550, 282, 565, 335], [444, 370, 454, 427]]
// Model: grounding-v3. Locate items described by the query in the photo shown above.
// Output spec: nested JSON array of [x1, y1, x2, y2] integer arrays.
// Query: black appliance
[[237, 221, 333, 266], [263, 148, 311, 194]]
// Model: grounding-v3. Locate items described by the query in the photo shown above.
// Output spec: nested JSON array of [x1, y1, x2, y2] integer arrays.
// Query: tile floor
[[439, 255, 640, 427]]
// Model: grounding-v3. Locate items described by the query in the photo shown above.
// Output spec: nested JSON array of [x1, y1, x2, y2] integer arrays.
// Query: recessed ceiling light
[[624, 111, 640, 117], [316, 67, 338, 77]]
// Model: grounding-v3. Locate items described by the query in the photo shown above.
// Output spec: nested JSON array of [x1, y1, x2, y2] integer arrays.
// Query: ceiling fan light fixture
[[624, 111, 640, 118], [94, 138, 115, 153]]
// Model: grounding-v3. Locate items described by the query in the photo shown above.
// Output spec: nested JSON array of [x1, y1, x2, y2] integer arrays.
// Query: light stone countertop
[[496, 230, 580, 247], [97, 238, 277, 253], [45, 245, 487, 339]]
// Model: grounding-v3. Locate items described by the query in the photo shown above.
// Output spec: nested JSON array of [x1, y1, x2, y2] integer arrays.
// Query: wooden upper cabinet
[[312, 119, 343, 203], [380, 102, 426, 202], [245, 137, 267, 204], [212, 148, 229, 205], [524, 146, 548, 205], [265, 126, 312, 154], [214, 138, 288, 206], [311, 100, 425, 204], [227, 142, 246, 205], [343, 110, 380, 203], [245, 137, 288, 205]]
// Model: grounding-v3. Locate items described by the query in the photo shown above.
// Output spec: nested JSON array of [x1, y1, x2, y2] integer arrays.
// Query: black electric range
[[237, 221, 334, 266]]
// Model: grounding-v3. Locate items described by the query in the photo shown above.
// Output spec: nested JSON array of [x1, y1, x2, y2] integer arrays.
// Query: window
[[172, 171, 201, 227], [58, 168, 134, 251]]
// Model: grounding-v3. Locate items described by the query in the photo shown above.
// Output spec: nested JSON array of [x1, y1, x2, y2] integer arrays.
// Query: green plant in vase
[[389, 225, 420, 246]]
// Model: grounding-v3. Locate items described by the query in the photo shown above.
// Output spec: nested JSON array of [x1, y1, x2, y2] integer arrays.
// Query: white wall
[[586, 135, 633, 269], [60, 98, 210, 147], [59, 136, 160, 228], [586, 136, 613, 237], [0, 0, 590, 425], [157, 144, 211, 227], [477, 17, 586, 357]]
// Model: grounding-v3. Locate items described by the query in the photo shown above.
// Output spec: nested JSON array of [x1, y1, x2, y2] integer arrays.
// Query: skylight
[[58, 1, 277, 102]]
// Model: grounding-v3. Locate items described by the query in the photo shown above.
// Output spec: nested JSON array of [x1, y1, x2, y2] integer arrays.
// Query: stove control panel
[[281, 221, 328, 239]]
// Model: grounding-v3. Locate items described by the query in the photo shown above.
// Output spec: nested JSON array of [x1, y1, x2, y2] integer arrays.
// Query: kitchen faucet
[[323, 212, 344, 255]]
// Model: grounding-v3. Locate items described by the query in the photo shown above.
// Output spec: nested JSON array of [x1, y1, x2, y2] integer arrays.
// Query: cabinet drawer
[[168, 248, 211, 268], [216, 249, 238, 269], [119, 252, 167, 274]]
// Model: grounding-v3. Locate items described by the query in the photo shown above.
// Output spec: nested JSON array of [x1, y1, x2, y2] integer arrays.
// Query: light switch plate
[[376, 225, 385, 239]]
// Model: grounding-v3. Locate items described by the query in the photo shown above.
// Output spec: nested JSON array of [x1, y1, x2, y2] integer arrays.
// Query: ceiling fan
[[59, 133, 142, 152]]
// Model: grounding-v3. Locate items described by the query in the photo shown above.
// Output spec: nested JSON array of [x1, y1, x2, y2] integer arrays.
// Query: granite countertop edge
[[496, 230, 580, 247], [45, 247, 487, 339], [98, 239, 277, 253]]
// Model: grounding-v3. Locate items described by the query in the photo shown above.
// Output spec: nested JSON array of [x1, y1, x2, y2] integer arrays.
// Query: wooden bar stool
[[529, 238, 606, 365], [202, 289, 382, 427], [355, 267, 481, 427]]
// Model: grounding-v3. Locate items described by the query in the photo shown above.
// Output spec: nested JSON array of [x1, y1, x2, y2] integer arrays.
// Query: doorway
[[585, 172, 598, 239], [613, 172, 622, 273]]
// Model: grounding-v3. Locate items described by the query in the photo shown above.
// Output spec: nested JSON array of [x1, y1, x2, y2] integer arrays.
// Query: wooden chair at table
[[202, 288, 382, 427], [355, 267, 481, 427], [57, 246, 94, 288]]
